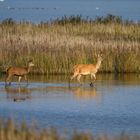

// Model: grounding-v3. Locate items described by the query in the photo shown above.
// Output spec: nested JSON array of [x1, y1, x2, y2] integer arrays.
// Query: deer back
[[7, 67, 28, 76]]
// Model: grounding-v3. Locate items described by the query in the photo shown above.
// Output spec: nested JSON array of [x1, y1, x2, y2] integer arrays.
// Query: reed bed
[[0, 15, 140, 74], [0, 119, 140, 140]]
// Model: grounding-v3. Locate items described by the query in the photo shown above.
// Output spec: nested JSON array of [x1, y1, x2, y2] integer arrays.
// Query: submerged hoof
[[5, 83, 11, 87], [90, 82, 94, 87]]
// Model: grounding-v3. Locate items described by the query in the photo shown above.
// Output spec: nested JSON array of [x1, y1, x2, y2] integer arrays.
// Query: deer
[[71, 54, 102, 86], [5, 60, 34, 85]]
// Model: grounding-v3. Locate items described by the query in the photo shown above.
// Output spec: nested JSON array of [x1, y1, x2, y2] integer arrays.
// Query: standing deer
[[5, 60, 34, 85], [71, 55, 102, 86]]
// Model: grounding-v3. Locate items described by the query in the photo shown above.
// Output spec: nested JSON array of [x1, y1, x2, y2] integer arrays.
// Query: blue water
[[0, 74, 140, 135], [0, 0, 140, 22]]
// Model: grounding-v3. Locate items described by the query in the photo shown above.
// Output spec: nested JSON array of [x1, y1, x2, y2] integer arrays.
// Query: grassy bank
[[0, 15, 140, 74], [0, 120, 140, 140]]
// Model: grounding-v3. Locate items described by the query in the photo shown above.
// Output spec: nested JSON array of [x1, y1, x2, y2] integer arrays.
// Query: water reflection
[[73, 87, 97, 99], [98, 74, 140, 85], [0, 74, 140, 135], [0, 74, 139, 86], [32, 74, 140, 85], [5, 85, 31, 102], [72, 87, 101, 102]]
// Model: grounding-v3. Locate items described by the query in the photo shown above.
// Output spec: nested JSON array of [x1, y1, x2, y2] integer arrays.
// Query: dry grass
[[0, 16, 140, 74], [0, 119, 140, 140]]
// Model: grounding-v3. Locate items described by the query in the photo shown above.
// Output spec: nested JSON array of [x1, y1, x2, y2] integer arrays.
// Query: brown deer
[[71, 55, 102, 86], [5, 60, 34, 85]]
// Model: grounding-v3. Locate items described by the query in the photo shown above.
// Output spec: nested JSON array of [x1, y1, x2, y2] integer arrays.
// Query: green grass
[[0, 15, 140, 74]]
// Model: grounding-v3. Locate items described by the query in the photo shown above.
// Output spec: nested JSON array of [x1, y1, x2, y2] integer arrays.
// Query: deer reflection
[[73, 87, 101, 102], [5, 85, 31, 102]]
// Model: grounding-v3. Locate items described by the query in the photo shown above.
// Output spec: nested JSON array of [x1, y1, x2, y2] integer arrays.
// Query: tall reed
[[0, 16, 140, 74], [0, 119, 140, 140]]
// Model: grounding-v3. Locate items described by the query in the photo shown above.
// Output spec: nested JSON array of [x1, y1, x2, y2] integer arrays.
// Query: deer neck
[[95, 59, 102, 70], [27, 66, 31, 73]]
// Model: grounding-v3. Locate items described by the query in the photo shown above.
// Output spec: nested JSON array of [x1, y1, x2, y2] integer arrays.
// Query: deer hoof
[[90, 82, 94, 87]]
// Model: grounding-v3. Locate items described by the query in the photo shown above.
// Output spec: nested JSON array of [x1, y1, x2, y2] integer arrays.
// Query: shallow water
[[0, 74, 140, 135], [0, 0, 140, 22]]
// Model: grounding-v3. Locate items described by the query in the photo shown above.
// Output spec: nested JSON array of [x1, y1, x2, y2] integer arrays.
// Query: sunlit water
[[0, 74, 140, 135], [0, 0, 140, 22]]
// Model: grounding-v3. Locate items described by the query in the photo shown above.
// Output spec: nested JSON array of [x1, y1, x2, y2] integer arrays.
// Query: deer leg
[[24, 75, 28, 84], [77, 74, 82, 85], [91, 74, 96, 82], [24, 75, 28, 83], [18, 76, 22, 85], [90, 74, 96, 87], [5, 74, 12, 85], [71, 72, 78, 81]]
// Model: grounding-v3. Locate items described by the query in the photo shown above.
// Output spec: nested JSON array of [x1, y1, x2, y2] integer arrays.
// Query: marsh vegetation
[[0, 15, 140, 75], [0, 14, 140, 140], [0, 119, 140, 140]]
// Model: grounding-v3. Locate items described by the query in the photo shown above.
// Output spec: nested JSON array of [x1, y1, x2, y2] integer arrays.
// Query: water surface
[[0, 74, 140, 135], [0, 0, 140, 22]]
